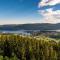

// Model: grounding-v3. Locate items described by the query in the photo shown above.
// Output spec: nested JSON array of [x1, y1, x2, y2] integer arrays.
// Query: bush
[[0, 34, 59, 60]]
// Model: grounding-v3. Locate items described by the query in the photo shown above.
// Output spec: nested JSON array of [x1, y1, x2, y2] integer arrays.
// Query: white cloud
[[38, 0, 60, 23], [38, 8, 60, 23], [38, 0, 60, 7]]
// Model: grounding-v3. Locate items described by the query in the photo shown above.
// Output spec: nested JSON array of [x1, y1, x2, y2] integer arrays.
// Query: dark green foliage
[[0, 34, 59, 60], [3, 40, 12, 58]]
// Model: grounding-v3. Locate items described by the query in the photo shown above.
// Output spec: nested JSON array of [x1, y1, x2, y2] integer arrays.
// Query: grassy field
[[0, 34, 59, 60]]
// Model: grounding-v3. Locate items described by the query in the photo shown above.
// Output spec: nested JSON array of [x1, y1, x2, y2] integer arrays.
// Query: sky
[[0, 0, 60, 24]]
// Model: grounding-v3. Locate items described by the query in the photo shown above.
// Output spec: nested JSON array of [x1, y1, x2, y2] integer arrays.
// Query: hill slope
[[0, 23, 60, 30]]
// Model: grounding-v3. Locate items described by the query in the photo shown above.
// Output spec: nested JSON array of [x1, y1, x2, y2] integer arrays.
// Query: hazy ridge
[[0, 23, 60, 31]]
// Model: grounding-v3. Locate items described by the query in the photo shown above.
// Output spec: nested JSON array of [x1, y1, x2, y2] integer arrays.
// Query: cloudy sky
[[0, 0, 60, 24], [38, 0, 60, 23]]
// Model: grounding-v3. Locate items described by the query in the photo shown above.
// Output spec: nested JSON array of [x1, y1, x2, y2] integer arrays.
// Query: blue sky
[[0, 0, 60, 24], [0, 0, 42, 24], [0, 0, 38, 17]]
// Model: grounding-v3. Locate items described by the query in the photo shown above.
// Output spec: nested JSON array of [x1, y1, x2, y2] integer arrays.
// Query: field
[[0, 34, 59, 60]]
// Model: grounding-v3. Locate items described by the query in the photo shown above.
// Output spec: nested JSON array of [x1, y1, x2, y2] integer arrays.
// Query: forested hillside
[[0, 23, 60, 30]]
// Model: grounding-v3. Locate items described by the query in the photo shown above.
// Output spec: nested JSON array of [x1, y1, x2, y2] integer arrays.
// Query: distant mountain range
[[0, 23, 60, 31]]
